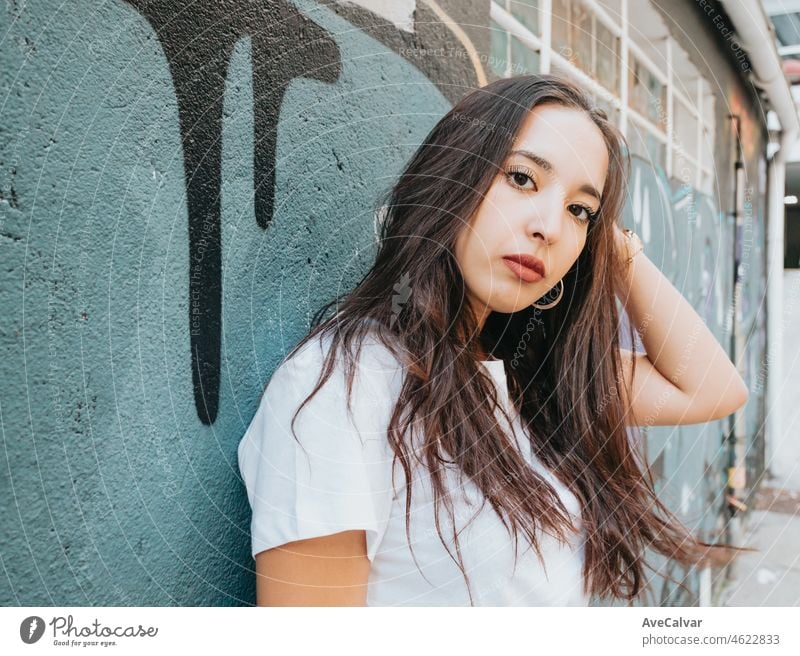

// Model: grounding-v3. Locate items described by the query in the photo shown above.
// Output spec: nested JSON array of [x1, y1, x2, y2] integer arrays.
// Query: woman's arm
[[613, 225, 749, 426], [255, 530, 370, 606]]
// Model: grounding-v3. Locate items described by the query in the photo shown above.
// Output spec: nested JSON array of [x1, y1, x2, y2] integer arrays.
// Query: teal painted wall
[[1, 0, 484, 604]]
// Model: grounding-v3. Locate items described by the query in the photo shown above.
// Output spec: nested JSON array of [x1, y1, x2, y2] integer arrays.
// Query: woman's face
[[454, 103, 609, 328]]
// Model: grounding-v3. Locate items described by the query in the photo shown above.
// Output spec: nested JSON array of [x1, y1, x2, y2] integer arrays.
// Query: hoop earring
[[531, 279, 564, 310]]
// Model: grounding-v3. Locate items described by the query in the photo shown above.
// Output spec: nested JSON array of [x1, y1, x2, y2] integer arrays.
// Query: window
[[489, 0, 714, 181], [627, 121, 666, 167], [628, 56, 666, 130], [549, 0, 620, 94], [552, 0, 571, 48], [511, 35, 540, 74], [508, 0, 539, 34], [490, 18, 510, 77], [595, 19, 619, 91]]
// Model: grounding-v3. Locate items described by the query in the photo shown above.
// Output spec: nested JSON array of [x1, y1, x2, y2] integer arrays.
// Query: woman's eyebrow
[[509, 149, 601, 202]]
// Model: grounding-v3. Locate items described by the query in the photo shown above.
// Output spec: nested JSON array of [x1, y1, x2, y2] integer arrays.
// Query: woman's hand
[[612, 223, 628, 267], [612, 223, 643, 282]]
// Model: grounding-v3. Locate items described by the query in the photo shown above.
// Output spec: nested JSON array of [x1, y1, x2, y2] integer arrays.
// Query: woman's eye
[[507, 169, 536, 190], [568, 204, 597, 222]]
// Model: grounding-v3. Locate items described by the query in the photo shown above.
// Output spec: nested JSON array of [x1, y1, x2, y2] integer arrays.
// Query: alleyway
[[721, 270, 800, 606]]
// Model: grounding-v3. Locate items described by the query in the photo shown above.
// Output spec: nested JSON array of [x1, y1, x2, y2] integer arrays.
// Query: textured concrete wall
[[1, 0, 490, 605], [1, 0, 766, 606]]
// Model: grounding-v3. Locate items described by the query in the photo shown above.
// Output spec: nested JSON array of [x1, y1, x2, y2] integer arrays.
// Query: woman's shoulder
[[238, 319, 404, 562], [239, 321, 406, 473], [280, 320, 405, 378], [264, 321, 407, 418]]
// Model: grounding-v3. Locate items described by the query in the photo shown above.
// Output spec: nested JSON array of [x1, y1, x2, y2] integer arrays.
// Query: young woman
[[238, 74, 751, 606]]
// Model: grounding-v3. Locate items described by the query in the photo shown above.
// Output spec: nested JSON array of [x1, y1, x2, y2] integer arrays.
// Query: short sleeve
[[237, 334, 401, 562]]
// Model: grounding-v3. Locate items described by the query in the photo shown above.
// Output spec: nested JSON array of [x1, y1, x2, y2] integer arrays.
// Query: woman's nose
[[525, 192, 563, 245]]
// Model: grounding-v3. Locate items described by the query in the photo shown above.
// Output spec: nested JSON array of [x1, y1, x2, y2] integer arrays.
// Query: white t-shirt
[[237, 330, 589, 606]]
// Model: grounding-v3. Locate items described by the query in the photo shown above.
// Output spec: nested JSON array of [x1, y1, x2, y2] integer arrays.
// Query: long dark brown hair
[[278, 74, 749, 604]]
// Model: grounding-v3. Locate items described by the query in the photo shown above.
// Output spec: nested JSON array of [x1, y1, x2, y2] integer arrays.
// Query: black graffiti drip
[[124, 0, 342, 424], [123, 0, 484, 424]]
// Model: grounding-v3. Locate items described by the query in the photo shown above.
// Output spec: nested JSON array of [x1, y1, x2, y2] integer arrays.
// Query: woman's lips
[[502, 257, 543, 283]]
